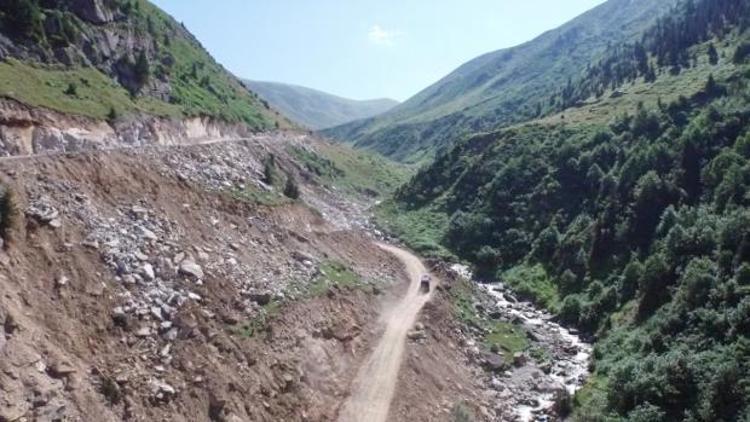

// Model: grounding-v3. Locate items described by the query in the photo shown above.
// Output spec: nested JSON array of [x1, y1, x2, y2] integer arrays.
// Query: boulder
[[139, 227, 158, 241], [141, 263, 155, 281], [291, 250, 315, 263], [55, 274, 69, 288], [150, 380, 176, 401], [47, 361, 76, 379], [407, 329, 426, 341], [135, 326, 152, 338], [179, 259, 204, 279], [249, 292, 271, 306], [513, 352, 527, 367], [25, 203, 60, 225], [481, 352, 508, 373]]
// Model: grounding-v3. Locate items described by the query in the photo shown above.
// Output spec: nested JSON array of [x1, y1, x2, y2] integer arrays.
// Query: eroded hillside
[[0, 133, 597, 422]]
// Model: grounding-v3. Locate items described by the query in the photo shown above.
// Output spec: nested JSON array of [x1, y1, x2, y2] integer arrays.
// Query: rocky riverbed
[[450, 265, 592, 421], [484, 282, 591, 421]]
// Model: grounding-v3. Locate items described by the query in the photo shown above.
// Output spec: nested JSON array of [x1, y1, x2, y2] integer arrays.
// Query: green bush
[[134, 51, 150, 92], [263, 154, 277, 186], [283, 174, 300, 199], [0, 187, 16, 244], [64, 82, 77, 97]]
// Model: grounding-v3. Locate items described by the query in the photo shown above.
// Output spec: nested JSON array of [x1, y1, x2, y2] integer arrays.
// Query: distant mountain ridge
[[323, 0, 678, 162], [244, 80, 398, 130]]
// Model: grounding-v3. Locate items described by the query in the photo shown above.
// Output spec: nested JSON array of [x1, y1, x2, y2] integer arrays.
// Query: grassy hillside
[[244, 80, 397, 130], [0, 0, 288, 128], [323, 0, 677, 162], [287, 141, 412, 199]]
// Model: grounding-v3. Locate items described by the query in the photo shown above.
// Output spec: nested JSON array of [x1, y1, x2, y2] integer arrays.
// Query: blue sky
[[151, 0, 607, 101]]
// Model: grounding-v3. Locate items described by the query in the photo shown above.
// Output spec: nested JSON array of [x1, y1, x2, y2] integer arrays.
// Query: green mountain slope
[[244, 80, 398, 130], [0, 0, 288, 128], [323, 0, 677, 162], [379, 0, 750, 419]]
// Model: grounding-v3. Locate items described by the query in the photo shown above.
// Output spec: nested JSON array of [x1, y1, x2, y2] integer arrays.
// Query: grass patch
[[572, 373, 610, 420], [307, 260, 364, 297], [485, 322, 528, 360], [230, 185, 290, 207], [0, 58, 181, 120], [452, 279, 528, 360], [234, 300, 281, 338], [452, 280, 482, 327], [374, 199, 453, 259], [501, 264, 561, 312]]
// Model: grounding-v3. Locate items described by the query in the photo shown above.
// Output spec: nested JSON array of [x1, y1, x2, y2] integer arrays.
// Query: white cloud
[[368, 24, 401, 46]]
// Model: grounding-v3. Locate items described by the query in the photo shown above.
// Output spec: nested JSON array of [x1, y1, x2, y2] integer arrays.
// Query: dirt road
[[0, 136, 257, 162], [337, 243, 435, 422]]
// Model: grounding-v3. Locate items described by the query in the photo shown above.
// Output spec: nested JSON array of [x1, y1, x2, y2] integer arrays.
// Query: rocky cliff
[[0, 0, 290, 136]]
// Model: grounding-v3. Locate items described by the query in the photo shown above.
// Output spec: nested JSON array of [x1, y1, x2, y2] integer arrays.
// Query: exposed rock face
[[70, 0, 116, 24], [0, 99, 254, 157]]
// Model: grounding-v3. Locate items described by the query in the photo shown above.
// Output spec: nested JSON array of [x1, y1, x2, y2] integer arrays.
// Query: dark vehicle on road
[[420, 274, 431, 293]]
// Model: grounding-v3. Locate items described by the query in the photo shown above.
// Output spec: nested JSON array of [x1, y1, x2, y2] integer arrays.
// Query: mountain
[[244, 80, 398, 130], [0, 0, 287, 129], [376, 0, 750, 419], [323, 0, 678, 162]]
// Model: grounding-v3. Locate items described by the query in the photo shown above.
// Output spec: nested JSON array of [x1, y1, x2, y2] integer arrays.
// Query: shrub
[[559, 294, 582, 325], [674, 258, 716, 311], [283, 174, 300, 199], [637, 253, 672, 320], [64, 82, 77, 96], [263, 154, 277, 186], [134, 51, 150, 90], [628, 403, 666, 422], [107, 106, 118, 123], [450, 403, 475, 422], [0, 187, 17, 246], [620, 259, 644, 302]]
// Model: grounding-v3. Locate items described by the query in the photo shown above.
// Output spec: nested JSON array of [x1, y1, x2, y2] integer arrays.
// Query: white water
[[451, 265, 592, 421], [484, 285, 591, 421]]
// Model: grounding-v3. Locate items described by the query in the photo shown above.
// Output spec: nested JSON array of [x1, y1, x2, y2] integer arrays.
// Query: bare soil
[[0, 136, 483, 422]]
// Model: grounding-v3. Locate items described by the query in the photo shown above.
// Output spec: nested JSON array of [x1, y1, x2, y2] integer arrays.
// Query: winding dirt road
[[337, 243, 436, 422]]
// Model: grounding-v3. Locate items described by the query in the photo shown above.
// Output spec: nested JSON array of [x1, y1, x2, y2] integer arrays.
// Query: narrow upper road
[[0, 136, 260, 162], [337, 243, 436, 422]]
